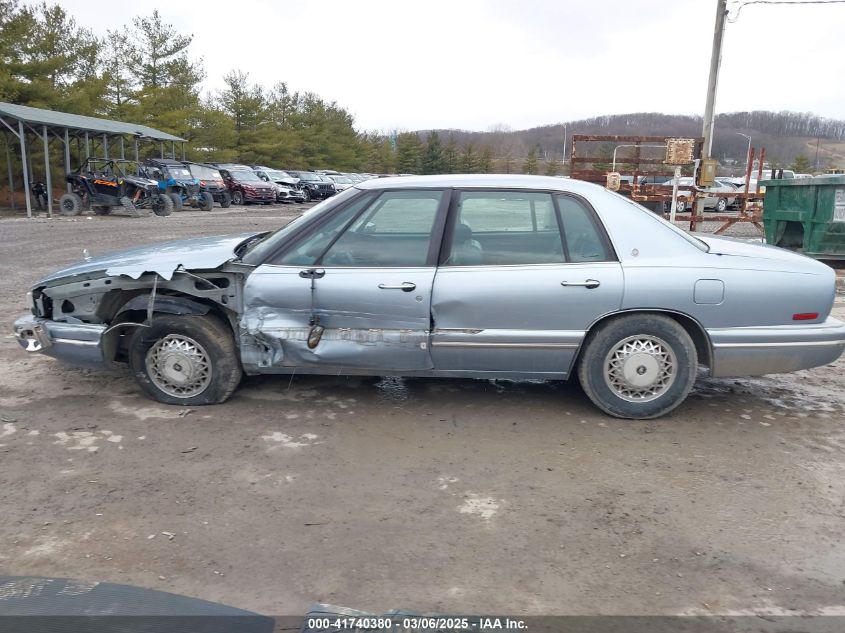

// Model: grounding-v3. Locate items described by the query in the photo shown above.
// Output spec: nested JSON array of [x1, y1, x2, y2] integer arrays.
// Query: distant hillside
[[422, 111, 845, 173]]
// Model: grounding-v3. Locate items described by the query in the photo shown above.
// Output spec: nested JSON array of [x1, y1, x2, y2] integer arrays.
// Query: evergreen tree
[[443, 135, 459, 173], [478, 146, 494, 173], [791, 154, 811, 173], [543, 158, 560, 176], [460, 143, 478, 173], [523, 146, 538, 174], [421, 131, 444, 174], [395, 132, 423, 174]]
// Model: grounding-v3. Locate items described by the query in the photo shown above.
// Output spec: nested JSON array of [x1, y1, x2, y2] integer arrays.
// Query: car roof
[[354, 174, 600, 193]]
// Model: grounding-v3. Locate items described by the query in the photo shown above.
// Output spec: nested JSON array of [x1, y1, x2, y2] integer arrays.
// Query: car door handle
[[378, 282, 416, 292], [561, 279, 601, 289]]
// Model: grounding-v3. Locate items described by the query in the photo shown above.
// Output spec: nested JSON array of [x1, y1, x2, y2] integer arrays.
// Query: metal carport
[[0, 101, 185, 218]]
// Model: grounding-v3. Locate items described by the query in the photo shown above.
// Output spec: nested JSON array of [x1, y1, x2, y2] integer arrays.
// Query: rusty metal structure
[[570, 134, 766, 234]]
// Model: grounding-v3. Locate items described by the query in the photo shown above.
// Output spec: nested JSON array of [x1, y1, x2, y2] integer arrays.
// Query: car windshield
[[232, 170, 261, 182], [298, 173, 321, 181], [189, 165, 222, 180], [331, 176, 352, 184], [267, 171, 291, 180], [165, 166, 193, 179]]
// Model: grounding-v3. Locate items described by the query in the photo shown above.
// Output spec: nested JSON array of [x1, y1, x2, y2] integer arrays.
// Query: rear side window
[[556, 196, 613, 262], [445, 191, 563, 266]]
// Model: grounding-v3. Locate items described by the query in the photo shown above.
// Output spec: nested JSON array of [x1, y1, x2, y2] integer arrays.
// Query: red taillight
[[200, 180, 206, 186], [792, 313, 819, 321]]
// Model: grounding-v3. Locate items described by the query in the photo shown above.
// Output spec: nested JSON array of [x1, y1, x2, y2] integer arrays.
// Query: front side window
[[320, 190, 443, 266], [445, 191, 563, 266], [275, 190, 442, 267]]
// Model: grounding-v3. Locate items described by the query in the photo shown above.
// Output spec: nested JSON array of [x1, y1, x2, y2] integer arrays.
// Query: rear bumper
[[13, 313, 108, 369], [708, 317, 845, 376]]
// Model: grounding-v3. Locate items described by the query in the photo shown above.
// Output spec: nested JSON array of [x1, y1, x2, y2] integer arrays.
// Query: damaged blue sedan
[[13, 175, 845, 419]]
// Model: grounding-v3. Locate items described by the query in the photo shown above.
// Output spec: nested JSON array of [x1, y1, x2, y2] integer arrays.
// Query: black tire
[[676, 199, 687, 213], [168, 193, 183, 211], [301, 188, 311, 202], [577, 314, 697, 419], [199, 192, 214, 211], [59, 193, 83, 216], [128, 314, 242, 406], [716, 197, 727, 212], [152, 194, 173, 217], [220, 191, 232, 208], [232, 190, 244, 205]]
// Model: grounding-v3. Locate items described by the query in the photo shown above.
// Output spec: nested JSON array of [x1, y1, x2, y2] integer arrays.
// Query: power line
[[728, 0, 845, 22]]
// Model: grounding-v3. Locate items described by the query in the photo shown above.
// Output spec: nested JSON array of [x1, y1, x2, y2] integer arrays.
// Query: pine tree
[[523, 146, 538, 174], [443, 135, 459, 173], [544, 159, 560, 176], [791, 154, 811, 173], [421, 131, 444, 174], [395, 132, 423, 174], [460, 143, 478, 173], [478, 146, 494, 173]]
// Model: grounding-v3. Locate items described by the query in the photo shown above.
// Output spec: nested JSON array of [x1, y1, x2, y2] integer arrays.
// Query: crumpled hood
[[696, 234, 829, 272], [37, 232, 258, 286]]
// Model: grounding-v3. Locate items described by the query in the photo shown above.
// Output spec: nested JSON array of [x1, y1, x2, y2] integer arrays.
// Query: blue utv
[[143, 158, 214, 211]]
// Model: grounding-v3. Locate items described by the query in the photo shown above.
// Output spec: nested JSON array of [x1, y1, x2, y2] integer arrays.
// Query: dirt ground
[[1, 205, 844, 617]]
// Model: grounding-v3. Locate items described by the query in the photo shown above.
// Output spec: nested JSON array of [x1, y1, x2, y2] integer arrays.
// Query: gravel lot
[[0, 205, 844, 616]]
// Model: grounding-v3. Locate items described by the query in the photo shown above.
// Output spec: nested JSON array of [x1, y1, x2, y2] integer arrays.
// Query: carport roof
[[0, 101, 185, 142]]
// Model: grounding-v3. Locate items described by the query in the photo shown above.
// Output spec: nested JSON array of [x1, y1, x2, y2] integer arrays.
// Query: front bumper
[[708, 317, 845, 376], [14, 313, 108, 369]]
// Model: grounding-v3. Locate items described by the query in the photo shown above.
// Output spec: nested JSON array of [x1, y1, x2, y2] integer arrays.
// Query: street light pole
[[702, 0, 728, 159], [735, 131, 751, 178]]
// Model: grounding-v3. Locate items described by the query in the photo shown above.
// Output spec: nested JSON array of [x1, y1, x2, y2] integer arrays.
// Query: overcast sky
[[53, 0, 845, 131]]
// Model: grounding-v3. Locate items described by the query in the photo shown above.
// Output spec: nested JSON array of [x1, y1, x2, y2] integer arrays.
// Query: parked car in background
[[217, 167, 276, 205], [183, 162, 231, 208], [251, 167, 306, 203], [286, 170, 335, 201], [661, 177, 737, 212], [14, 175, 845, 420], [328, 174, 355, 192]]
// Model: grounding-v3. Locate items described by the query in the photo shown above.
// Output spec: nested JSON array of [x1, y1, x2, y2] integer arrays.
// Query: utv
[[60, 159, 172, 217], [144, 158, 213, 211], [182, 162, 231, 208]]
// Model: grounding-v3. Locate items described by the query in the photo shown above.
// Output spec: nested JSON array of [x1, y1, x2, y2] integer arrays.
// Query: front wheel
[[715, 197, 727, 212], [168, 193, 183, 211], [59, 193, 83, 216], [231, 190, 244, 205], [199, 192, 214, 211], [301, 188, 311, 202], [128, 314, 242, 405], [152, 194, 173, 216], [577, 314, 697, 419]]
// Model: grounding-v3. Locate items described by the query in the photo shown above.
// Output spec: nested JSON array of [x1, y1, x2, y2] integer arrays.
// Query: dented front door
[[241, 265, 436, 371], [240, 189, 446, 372]]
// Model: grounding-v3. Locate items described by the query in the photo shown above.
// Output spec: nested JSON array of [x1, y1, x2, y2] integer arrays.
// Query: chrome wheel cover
[[145, 334, 212, 398], [604, 335, 676, 403]]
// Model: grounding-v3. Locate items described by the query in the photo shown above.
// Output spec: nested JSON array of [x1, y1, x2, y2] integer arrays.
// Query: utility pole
[[702, 0, 728, 160]]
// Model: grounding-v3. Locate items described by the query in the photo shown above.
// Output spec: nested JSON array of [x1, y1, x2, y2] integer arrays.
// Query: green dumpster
[[763, 175, 845, 259]]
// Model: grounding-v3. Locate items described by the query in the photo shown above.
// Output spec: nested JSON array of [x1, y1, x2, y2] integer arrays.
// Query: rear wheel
[[232, 190, 244, 205], [577, 314, 697, 419], [199, 192, 214, 211], [59, 193, 83, 216], [128, 314, 242, 405], [220, 191, 232, 208], [152, 194, 173, 216], [168, 193, 183, 211]]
